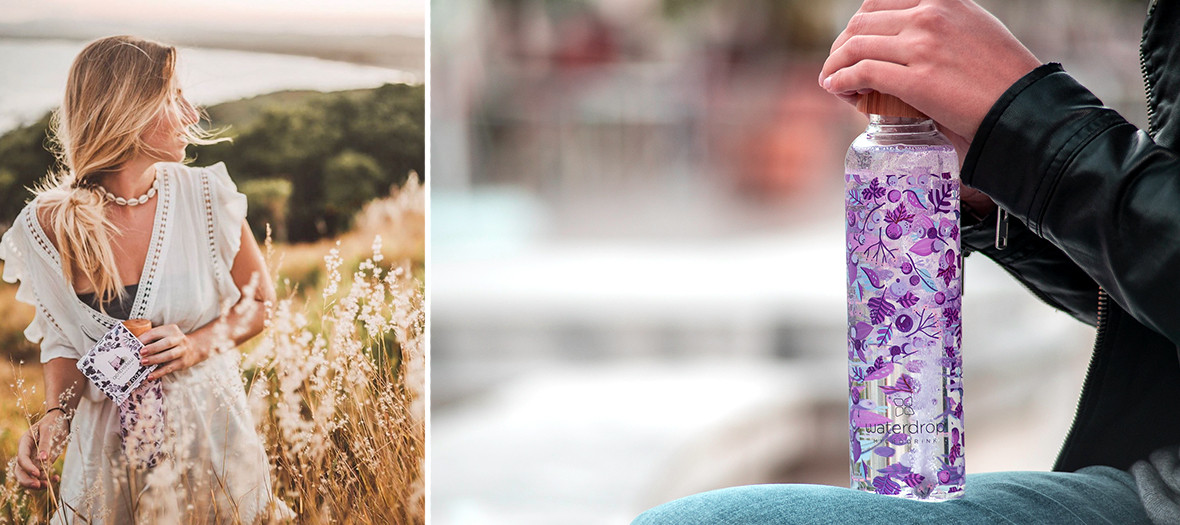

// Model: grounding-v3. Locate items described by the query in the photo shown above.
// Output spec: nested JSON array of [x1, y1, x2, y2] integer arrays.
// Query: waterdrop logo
[[861, 421, 948, 435], [891, 395, 915, 417]]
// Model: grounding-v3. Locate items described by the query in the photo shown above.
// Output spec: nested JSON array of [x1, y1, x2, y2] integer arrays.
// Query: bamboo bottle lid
[[857, 92, 927, 119], [122, 318, 152, 338]]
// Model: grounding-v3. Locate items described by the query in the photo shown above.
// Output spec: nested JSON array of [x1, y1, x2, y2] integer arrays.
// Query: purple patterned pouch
[[78, 323, 166, 467]]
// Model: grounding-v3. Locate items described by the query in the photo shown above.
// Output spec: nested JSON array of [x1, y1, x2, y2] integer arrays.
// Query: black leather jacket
[[960, 0, 1180, 472]]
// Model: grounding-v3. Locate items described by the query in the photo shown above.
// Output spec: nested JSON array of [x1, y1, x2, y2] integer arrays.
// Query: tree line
[[0, 83, 424, 243]]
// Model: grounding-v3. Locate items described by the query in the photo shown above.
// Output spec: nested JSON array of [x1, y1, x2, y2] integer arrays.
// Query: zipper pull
[[995, 207, 1009, 250]]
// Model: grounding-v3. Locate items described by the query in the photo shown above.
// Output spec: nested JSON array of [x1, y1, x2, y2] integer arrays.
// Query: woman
[[2, 35, 290, 523]]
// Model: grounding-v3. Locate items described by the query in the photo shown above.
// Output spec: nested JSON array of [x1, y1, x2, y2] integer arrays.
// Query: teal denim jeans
[[633, 466, 1149, 524]]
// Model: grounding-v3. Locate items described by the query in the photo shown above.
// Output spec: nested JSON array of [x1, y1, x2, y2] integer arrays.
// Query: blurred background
[[0, 2, 426, 522], [430, 0, 1150, 523]]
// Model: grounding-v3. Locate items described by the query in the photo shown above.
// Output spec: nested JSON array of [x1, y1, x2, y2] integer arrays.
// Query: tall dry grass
[[0, 178, 425, 524]]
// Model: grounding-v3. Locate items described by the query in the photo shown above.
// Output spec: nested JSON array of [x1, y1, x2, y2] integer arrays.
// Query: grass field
[[0, 179, 424, 524]]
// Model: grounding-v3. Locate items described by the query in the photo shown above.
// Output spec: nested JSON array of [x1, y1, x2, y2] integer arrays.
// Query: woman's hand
[[819, 0, 1041, 142], [13, 410, 69, 490], [139, 324, 209, 380]]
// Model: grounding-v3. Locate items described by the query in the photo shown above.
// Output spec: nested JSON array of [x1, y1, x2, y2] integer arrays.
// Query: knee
[[631, 485, 762, 525], [630, 484, 845, 525], [631, 494, 723, 525], [631, 505, 672, 525]]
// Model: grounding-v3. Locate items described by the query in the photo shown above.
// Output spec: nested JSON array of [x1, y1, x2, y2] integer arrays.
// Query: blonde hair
[[32, 35, 223, 313]]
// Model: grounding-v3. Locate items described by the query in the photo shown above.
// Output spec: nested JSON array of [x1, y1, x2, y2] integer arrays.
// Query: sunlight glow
[[0, 0, 425, 35]]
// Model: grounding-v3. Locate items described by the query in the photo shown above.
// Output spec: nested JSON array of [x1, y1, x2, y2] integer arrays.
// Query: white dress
[[0, 162, 289, 524]]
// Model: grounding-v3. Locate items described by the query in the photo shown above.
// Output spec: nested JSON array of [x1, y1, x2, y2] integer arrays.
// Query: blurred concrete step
[[433, 361, 843, 525]]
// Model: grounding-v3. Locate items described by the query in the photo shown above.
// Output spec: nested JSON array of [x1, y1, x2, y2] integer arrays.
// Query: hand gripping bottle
[[846, 93, 964, 500]]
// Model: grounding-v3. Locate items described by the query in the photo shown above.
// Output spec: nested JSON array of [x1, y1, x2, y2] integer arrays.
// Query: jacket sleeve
[[961, 62, 1180, 344], [960, 208, 1098, 326]]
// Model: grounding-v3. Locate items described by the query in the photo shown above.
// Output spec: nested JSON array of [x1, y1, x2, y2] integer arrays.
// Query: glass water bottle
[[846, 92, 964, 500]]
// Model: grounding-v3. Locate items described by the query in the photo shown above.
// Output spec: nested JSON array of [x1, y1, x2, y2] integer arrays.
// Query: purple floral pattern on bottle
[[119, 378, 167, 469], [847, 169, 965, 500]]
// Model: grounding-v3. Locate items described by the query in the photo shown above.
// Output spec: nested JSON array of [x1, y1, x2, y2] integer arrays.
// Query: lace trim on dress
[[131, 165, 172, 320], [18, 209, 69, 339], [22, 203, 60, 268], [200, 168, 230, 289]]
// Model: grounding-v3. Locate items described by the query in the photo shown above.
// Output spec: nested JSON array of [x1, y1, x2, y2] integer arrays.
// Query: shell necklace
[[100, 177, 159, 206]]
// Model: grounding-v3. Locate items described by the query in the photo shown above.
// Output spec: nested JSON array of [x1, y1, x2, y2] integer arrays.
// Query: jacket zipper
[[1054, 287, 1109, 468], [1055, 0, 1158, 469], [1140, 0, 1160, 137]]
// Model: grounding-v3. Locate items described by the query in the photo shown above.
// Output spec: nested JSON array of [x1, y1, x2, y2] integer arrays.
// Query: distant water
[[0, 38, 418, 133]]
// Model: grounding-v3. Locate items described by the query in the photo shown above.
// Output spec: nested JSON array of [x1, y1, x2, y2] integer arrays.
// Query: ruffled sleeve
[[203, 162, 248, 300], [0, 211, 82, 362]]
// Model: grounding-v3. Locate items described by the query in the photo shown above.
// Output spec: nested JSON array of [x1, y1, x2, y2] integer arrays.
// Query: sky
[[0, 0, 426, 36]]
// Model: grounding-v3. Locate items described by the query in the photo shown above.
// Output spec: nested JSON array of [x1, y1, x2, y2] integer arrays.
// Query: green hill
[[202, 88, 373, 133], [0, 83, 424, 243]]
